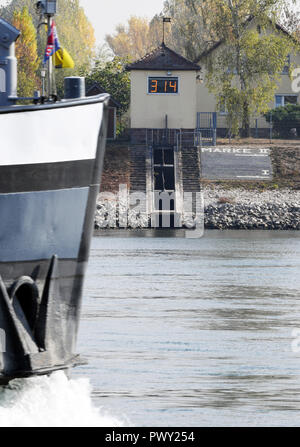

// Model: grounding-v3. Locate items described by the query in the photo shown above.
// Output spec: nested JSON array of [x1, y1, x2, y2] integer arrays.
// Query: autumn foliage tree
[[163, 0, 219, 61], [105, 16, 164, 60], [53, 0, 96, 94], [1, 0, 96, 95], [54, 0, 95, 73], [11, 7, 40, 98]]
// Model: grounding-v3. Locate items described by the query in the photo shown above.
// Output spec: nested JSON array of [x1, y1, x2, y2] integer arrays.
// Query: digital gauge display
[[148, 77, 178, 94]]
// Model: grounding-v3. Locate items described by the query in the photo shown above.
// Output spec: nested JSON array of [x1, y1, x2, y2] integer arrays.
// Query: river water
[[1, 230, 300, 427], [74, 229, 300, 427]]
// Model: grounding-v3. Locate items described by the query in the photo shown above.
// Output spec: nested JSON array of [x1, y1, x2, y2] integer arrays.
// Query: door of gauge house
[[153, 144, 176, 228]]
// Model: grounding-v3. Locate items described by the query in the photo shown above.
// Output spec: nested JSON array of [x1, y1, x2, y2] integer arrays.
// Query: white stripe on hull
[[0, 102, 103, 166]]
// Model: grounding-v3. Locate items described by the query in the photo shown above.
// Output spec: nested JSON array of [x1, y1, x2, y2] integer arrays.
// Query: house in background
[[86, 83, 121, 140], [120, 24, 299, 227], [126, 44, 204, 228], [127, 20, 300, 139], [127, 43, 202, 144], [195, 20, 300, 137]]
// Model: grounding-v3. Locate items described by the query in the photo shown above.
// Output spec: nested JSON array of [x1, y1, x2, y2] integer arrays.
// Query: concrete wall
[[130, 70, 197, 129]]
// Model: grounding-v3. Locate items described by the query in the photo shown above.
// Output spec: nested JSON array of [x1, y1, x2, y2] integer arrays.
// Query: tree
[[161, 0, 299, 137], [105, 8, 207, 62], [11, 7, 40, 98], [1, 0, 96, 96], [281, 2, 300, 36], [105, 1, 218, 62], [54, 0, 95, 72], [163, 0, 219, 61], [86, 57, 131, 114], [199, 0, 298, 137], [105, 16, 163, 60], [53, 0, 96, 95]]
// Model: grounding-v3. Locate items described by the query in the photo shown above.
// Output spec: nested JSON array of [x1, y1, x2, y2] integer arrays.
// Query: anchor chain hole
[[9, 277, 39, 330]]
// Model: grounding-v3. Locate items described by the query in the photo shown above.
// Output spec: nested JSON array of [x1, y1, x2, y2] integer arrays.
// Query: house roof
[[86, 83, 121, 108], [197, 17, 298, 61], [126, 43, 201, 71]]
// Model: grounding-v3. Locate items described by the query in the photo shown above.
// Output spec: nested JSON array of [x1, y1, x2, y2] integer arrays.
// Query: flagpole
[[47, 14, 52, 98]]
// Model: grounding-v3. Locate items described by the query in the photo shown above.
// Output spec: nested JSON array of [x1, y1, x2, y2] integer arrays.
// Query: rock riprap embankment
[[203, 187, 300, 230], [94, 187, 300, 230]]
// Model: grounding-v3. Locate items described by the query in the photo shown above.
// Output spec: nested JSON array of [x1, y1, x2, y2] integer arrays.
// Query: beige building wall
[[130, 70, 197, 129], [196, 79, 216, 113], [275, 52, 300, 100], [196, 33, 300, 129]]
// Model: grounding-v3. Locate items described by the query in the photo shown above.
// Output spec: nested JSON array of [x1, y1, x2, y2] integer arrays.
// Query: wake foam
[[0, 371, 124, 427]]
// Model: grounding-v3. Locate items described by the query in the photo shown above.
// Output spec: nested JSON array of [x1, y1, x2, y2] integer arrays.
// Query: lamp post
[[45, 0, 57, 15], [36, 0, 57, 16]]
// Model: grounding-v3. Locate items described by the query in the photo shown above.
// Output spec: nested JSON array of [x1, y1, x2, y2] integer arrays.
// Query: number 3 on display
[[150, 79, 158, 93]]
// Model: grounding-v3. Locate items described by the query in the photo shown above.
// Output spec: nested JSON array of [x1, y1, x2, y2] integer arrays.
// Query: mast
[[47, 14, 52, 98], [36, 1, 57, 99]]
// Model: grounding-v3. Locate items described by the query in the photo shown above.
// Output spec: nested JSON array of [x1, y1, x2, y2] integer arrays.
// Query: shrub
[[265, 104, 300, 138]]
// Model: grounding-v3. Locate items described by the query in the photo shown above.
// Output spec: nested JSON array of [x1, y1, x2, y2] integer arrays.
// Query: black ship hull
[[0, 94, 109, 383]]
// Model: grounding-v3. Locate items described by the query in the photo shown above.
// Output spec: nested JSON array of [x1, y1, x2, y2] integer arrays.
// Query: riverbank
[[94, 186, 300, 230], [203, 186, 300, 230], [95, 142, 300, 230]]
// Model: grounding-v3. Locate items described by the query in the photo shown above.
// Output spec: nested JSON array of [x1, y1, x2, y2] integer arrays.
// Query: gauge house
[[126, 44, 207, 228]]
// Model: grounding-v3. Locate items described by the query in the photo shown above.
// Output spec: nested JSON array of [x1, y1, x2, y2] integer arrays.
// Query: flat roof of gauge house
[[126, 43, 201, 71]]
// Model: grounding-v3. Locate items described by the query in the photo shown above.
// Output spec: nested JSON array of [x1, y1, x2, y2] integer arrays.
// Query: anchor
[[0, 255, 72, 383]]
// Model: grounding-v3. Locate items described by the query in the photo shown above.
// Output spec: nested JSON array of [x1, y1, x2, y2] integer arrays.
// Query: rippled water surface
[[72, 230, 300, 427]]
